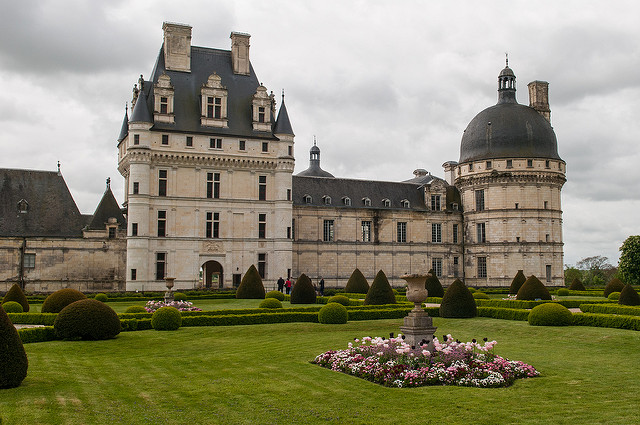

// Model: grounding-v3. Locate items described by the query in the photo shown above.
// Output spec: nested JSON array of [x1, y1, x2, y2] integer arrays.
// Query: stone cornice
[[456, 171, 566, 188]]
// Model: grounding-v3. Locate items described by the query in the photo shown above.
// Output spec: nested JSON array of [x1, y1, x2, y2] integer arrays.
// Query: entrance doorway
[[201, 260, 223, 289]]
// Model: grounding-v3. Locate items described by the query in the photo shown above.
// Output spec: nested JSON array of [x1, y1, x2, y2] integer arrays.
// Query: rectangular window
[[133, 134, 139, 145], [477, 257, 487, 278], [131, 268, 137, 280], [108, 227, 116, 239], [215, 97, 222, 118], [132, 182, 139, 195], [323, 220, 335, 242], [262, 142, 269, 152], [527, 159, 533, 168], [288, 145, 293, 156], [453, 256, 459, 277], [160, 97, 168, 114], [545, 160, 550, 169], [506, 159, 513, 168], [258, 175, 267, 201], [131, 223, 138, 236], [486, 160, 492, 169], [452, 223, 459, 244], [287, 189, 291, 201], [431, 223, 442, 243], [258, 253, 266, 278], [158, 170, 167, 197], [292, 218, 295, 240], [362, 221, 372, 242], [23, 253, 35, 268], [431, 194, 441, 211], [397, 222, 407, 243], [546, 265, 552, 282], [206, 212, 219, 238], [186, 136, 193, 147], [209, 138, 222, 149], [207, 96, 214, 118], [162, 134, 169, 145], [258, 107, 265, 123], [258, 213, 266, 239], [469, 163, 474, 172], [287, 227, 291, 239], [432, 258, 443, 277], [239, 140, 246, 150], [475, 189, 485, 211], [476, 222, 486, 243], [206, 172, 220, 199], [546, 233, 550, 242], [157, 210, 166, 237], [156, 253, 166, 280], [544, 201, 548, 209]]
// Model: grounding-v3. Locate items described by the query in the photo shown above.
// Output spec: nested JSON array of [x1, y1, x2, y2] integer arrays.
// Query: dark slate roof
[[141, 45, 277, 140], [0, 169, 86, 237], [117, 109, 129, 142], [402, 171, 445, 185], [130, 89, 153, 123], [293, 176, 427, 211], [274, 97, 294, 136], [87, 186, 126, 230], [297, 163, 335, 178]]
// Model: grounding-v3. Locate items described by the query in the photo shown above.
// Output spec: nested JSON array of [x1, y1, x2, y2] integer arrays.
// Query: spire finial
[[57, 161, 61, 175], [106, 177, 111, 189], [313, 135, 317, 146], [281, 88, 285, 101], [505, 52, 509, 67]]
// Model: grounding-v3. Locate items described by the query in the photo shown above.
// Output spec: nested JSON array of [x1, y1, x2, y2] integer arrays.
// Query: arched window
[[382, 198, 391, 207], [303, 194, 312, 204], [342, 197, 351, 206]]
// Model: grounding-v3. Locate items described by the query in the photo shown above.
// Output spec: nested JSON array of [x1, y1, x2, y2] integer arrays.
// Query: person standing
[[285, 277, 292, 295], [277, 276, 285, 293], [318, 277, 325, 296]]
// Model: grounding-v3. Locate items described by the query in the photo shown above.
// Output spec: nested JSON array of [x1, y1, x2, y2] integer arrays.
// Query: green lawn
[[3, 317, 639, 424]]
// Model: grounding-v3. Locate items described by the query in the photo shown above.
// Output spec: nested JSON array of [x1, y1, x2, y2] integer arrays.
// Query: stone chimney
[[230, 32, 251, 75], [528, 81, 551, 123], [163, 22, 192, 72], [442, 161, 458, 185]]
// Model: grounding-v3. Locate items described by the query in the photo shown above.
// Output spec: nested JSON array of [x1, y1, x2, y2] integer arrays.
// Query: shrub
[[364, 270, 396, 305], [344, 268, 369, 294], [327, 295, 350, 306], [173, 292, 187, 301], [41, 288, 87, 313], [569, 278, 586, 291], [509, 270, 527, 295], [259, 298, 283, 309], [619, 284, 640, 306], [1, 301, 23, 313], [439, 279, 477, 318], [424, 269, 444, 298], [318, 303, 348, 324], [0, 306, 28, 388], [291, 274, 317, 304], [607, 291, 621, 301], [528, 303, 572, 326], [2, 284, 29, 313], [54, 299, 121, 340], [603, 278, 625, 298], [468, 287, 477, 293], [94, 293, 108, 302], [472, 292, 489, 300], [125, 305, 148, 314], [556, 288, 570, 296], [265, 290, 285, 301], [151, 307, 182, 331], [236, 265, 266, 299], [516, 275, 552, 301]]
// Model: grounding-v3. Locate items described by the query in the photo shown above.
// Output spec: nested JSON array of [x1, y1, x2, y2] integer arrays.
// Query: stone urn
[[399, 273, 437, 351], [164, 277, 176, 303]]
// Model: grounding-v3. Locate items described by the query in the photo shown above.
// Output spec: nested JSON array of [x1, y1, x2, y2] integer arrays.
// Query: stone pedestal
[[400, 273, 438, 352]]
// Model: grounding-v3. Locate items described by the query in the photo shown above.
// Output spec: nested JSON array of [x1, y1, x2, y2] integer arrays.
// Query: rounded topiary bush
[[556, 288, 570, 296], [424, 269, 445, 298], [236, 265, 266, 299], [291, 274, 317, 304], [439, 279, 477, 318], [603, 278, 625, 298], [54, 299, 121, 340], [259, 298, 283, 309], [472, 292, 489, 300], [468, 287, 477, 293], [318, 302, 348, 324], [1, 301, 23, 313], [344, 268, 369, 294], [2, 284, 29, 312], [125, 305, 148, 314], [509, 270, 527, 295], [0, 306, 28, 388], [94, 293, 108, 302], [41, 288, 87, 313], [516, 275, 552, 300], [173, 292, 187, 301], [528, 303, 572, 326], [569, 278, 586, 291], [327, 295, 350, 306], [364, 270, 396, 305], [607, 291, 621, 301], [619, 284, 640, 306], [265, 290, 285, 301], [151, 306, 182, 331]]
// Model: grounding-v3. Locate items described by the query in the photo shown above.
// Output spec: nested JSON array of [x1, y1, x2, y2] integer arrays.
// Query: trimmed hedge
[[94, 293, 108, 302], [364, 270, 396, 305], [2, 284, 29, 312], [516, 275, 551, 300], [440, 279, 476, 318], [608, 292, 621, 301], [8, 313, 58, 326], [475, 299, 613, 309], [571, 313, 640, 331], [41, 288, 87, 313], [125, 305, 148, 314], [259, 298, 283, 309], [151, 307, 182, 331], [236, 265, 266, 299], [327, 295, 350, 306], [291, 274, 317, 304], [0, 306, 28, 388], [344, 268, 370, 294], [472, 292, 490, 300], [173, 292, 187, 301], [604, 278, 625, 298], [2, 301, 23, 313], [17, 326, 58, 344], [318, 303, 348, 324], [424, 270, 444, 298], [528, 303, 573, 326], [476, 307, 530, 321], [556, 288, 570, 296], [619, 284, 640, 306], [509, 270, 527, 295], [265, 291, 285, 301], [580, 303, 640, 316], [569, 278, 586, 291], [54, 299, 121, 340]]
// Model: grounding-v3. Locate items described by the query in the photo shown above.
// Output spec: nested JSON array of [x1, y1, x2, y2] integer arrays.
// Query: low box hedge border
[[477, 307, 530, 321], [475, 299, 614, 309], [579, 304, 640, 316], [572, 313, 640, 331]]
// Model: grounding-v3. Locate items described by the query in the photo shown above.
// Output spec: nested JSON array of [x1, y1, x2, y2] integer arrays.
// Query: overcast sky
[[1, 0, 638, 268]]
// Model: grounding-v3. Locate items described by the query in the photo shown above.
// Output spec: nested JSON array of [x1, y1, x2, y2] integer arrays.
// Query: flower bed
[[145, 300, 202, 312], [312, 334, 538, 388]]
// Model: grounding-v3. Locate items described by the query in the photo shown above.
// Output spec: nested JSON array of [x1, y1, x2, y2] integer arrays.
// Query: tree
[[575, 256, 616, 286], [564, 266, 583, 287], [619, 236, 640, 286]]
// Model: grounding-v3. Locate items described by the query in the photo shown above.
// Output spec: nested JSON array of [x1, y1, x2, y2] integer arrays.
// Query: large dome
[[459, 65, 561, 163]]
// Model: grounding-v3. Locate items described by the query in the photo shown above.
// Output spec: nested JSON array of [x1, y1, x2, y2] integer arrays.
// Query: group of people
[[276, 276, 325, 296]]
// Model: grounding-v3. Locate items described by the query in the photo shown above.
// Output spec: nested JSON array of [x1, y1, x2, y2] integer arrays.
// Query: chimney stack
[[230, 32, 251, 75], [163, 22, 192, 72], [528, 81, 551, 123]]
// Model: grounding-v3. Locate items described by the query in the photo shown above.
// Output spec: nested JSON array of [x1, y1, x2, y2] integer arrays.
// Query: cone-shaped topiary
[[569, 278, 586, 291], [0, 306, 28, 388], [619, 284, 640, 306], [439, 279, 477, 318], [516, 275, 552, 300], [41, 288, 87, 313], [2, 284, 29, 313], [424, 269, 444, 298], [528, 303, 572, 326], [318, 302, 348, 324], [344, 268, 369, 294], [236, 265, 266, 299], [603, 278, 625, 298], [54, 299, 121, 340], [364, 270, 396, 305], [291, 273, 317, 304], [509, 270, 527, 295]]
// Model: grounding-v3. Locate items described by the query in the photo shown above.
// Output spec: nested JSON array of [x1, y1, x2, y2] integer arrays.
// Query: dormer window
[[160, 97, 168, 114], [363, 197, 371, 207], [201, 73, 228, 128], [323, 195, 332, 205], [17, 199, 29, 214], [252, 85, 272, 131], [258, 107, 266, 123], [153, 73, 175, 124], [382, 198, 391, 207], [343, 197, 351, 206], [451, 203, 459, 211], [401, 199, 410, 208], [304, 195, 312, 204]]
